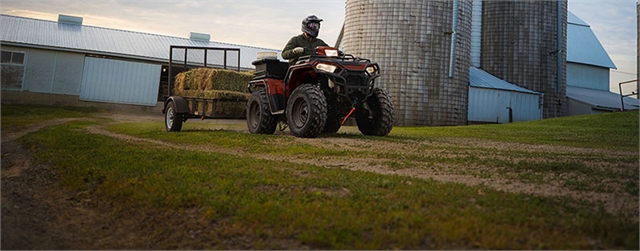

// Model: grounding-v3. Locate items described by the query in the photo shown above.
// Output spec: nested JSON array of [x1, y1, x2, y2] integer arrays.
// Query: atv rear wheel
[[286, 85, 327, 138], [356, 88, 394, 136], [247, 89, 277, 134], [165, 101, 184, 132]]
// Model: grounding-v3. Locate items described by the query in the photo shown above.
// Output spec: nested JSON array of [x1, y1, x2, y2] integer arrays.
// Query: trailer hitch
[[341, 100, 358, 125]]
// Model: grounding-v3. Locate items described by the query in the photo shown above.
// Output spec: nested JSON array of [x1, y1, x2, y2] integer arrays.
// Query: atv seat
[[252, 58, 289, 80]]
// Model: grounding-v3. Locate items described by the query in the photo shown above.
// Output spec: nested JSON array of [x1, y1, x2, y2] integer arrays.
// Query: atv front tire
[[286, 85, 327, 138], [356, 88, 394, 136], [247, 89, 277, 134]]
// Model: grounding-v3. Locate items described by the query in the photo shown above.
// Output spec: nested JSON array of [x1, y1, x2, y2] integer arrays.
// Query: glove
[[292, 47, 305, 55]]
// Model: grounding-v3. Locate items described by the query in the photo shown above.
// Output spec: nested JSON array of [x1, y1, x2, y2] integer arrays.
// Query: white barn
[[467, 8, 638, 124], [0, 14, 280, 111], [468, 67, 543, 123], [467, 0, 544, 124], [565, 12, 639, 114]]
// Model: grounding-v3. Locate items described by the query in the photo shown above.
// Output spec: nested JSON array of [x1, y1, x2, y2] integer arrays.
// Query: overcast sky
[[1, 0, 637, 94]]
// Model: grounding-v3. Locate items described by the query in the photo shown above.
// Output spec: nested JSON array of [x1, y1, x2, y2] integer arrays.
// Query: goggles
[[308, 22, 320, 30]]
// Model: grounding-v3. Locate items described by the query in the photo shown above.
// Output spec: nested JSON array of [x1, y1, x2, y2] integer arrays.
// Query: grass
[[3, 104, 639, 249], [1, 104, 100, 129], [393, 111, 639, 151]]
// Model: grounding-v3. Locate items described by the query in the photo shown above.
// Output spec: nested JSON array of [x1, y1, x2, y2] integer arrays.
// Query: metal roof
[[469, 67, 541, 95], [0, 14, 281, 69], [567, 11, 617, 69], [567, 86, 639, 111], [568, 11, 589, 26]]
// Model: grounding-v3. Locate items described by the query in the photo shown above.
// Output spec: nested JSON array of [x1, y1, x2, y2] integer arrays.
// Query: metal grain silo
[[342, 0, 473, 126], [481, 0, 568, 118]]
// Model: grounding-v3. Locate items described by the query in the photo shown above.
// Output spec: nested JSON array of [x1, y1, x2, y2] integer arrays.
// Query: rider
[[282, 15, 329, 66]]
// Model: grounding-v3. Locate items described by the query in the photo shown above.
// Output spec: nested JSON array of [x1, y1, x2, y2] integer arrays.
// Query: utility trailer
[[162, 46, 246, 132]]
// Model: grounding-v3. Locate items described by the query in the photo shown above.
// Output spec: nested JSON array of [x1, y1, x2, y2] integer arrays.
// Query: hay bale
[[178, 89, 249, 117], [173, 68, 252, 117], [185, 94, 248, 117], [174, 68, 253, 93], [175, 90, 250, 100], [174, 73, 186, 93]]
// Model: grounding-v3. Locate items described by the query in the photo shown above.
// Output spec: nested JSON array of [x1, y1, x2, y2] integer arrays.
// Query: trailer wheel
[[286, 85, 327, 138], [165, 101, 184, 132], [356, 88, 394, 136], [247, 89, 277, 134]]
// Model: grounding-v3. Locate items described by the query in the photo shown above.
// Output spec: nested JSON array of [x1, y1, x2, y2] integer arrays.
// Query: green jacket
[[282, 33, 329, 65]]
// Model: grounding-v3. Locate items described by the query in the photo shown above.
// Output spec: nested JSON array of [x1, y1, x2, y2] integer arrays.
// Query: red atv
[[247, 46, 394, 138]]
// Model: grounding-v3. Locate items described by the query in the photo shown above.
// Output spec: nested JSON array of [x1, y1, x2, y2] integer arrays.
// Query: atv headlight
[[324, 49, 339, 57], [366, 66, 378, 75], [316, 63, 337, 73], [328, 79, 335, 88]]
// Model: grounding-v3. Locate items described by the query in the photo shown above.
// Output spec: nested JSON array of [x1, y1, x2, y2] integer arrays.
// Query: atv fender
[[163, 96, 190, 114], [249, 78, 286, 115]]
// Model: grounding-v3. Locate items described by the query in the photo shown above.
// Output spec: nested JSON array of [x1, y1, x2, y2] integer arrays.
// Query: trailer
[[162, 46, 247, 132], [163, 45, 394, 137]]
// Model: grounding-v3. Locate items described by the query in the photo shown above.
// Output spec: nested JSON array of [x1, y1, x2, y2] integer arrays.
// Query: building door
[[80, 57, 160, 106]]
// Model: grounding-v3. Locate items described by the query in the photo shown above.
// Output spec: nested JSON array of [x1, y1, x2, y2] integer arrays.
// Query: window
[[1, 51, 11, 63], [1, 50, 26, 90], [1, 51, 25, 65]]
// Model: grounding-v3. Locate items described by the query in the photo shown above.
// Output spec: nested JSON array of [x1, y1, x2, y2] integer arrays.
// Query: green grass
[[3, 104, 639, 249], [1, 104, 100, 129], [392, 111, 639, 151], [107, 120, 638, 195], [21, 122, 639, 249]]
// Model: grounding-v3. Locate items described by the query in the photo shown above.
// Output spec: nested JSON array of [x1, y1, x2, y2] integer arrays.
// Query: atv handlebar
[[297, 46, 370, 64]]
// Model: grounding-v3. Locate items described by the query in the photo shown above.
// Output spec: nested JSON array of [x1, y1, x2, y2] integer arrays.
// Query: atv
[[246, 46, 394, 138]]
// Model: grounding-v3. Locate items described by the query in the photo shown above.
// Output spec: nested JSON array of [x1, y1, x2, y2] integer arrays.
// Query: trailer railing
[[167, 46, 241, 98], [618, 79, 638, 111]]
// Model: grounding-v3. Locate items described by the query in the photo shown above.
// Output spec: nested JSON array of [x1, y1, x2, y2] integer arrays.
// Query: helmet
[[301, 15, 323, 38]]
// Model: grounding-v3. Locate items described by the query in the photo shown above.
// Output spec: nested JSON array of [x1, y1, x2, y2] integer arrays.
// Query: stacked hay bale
[[174, 68, 253, 117]]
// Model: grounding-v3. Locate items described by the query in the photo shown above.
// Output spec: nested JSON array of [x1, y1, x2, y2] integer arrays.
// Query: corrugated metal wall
[[23, 49, 56, 93], [342, 0, 473, 126], [21, 47, 84, 95], [481, 0, 567, 119], [80, 57, 160, 106], [567, 98, 606, 115], [566, 63, 610, 91], [469, 87, 542, 123]]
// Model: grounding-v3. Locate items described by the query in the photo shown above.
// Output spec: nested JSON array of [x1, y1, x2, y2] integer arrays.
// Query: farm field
[[1, 104, 638, 249]]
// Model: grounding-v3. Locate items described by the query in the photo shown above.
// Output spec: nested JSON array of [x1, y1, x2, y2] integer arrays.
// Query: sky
[[1, 0, 637, 95]]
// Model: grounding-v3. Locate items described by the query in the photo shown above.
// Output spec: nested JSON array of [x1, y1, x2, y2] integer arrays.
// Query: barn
[[466, 7, 636, 124], [466, 0, 544, 124], [565, 12, 639, 114], [468, 67, 543, 123], [0, 14, 280, 112]]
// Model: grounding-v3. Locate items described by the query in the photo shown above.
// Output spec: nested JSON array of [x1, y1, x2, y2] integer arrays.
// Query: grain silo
[[342, 0, 473, 126], [481, 0, 568, 118]]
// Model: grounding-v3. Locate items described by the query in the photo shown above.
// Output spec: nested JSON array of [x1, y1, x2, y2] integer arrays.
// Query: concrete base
[[1, 91, 164, 115]]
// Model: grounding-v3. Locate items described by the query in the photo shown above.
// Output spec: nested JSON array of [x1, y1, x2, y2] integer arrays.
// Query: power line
[[611, 69, 637, 76]]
